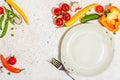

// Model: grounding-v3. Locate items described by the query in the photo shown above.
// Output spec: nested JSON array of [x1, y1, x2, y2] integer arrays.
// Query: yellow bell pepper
[[99, 6, 120, 32], [65, 3, 99, 27], [6, 0, 29, 24]]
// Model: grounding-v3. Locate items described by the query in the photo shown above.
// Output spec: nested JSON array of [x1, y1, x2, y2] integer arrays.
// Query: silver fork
[[50, 58, 75, 80]]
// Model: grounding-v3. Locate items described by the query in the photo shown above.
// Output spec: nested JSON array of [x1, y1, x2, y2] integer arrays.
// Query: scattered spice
[[113, 32, 116, 35], [11, 27, 14, 30], [0, 66, 3, 72], [8, 72, 11, 75], [11, 34, 14, 37]]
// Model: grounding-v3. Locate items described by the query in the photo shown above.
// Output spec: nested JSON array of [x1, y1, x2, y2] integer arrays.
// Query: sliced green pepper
[[0, 14, 5, 30], [0, 17, 9, 38], [4, 7, 19, 25]]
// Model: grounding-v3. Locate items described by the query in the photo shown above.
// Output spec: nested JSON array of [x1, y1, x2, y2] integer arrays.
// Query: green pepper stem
[[104, 10, 110, 17], [20, 69, 25, 72]]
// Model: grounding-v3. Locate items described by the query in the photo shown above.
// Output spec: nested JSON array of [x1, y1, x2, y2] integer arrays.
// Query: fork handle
[[64, 71, 75, 80]]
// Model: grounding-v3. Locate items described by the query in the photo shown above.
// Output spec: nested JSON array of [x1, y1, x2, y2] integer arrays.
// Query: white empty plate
[[60, 23, 114, 76]]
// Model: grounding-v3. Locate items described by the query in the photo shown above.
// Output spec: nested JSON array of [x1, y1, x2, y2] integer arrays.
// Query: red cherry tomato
[[8, 56, 17, 65], [62, 12, 71, 22], [95, 5, 104, 14], [0, 7, 4, 15], [53, 8, 62, 16], [54, 18, 64, 27], [61, 3, 70, 11]]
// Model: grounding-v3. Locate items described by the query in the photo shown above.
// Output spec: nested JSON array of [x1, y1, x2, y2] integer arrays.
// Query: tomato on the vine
[[61, 3, 70, 11], [62, 12, 71, 22], [54, 18, 64, 27], [95, 5, 104, 14], [0, 7, 4, 15], [8, 56, 17, 65], [53, 8, 62, 16]]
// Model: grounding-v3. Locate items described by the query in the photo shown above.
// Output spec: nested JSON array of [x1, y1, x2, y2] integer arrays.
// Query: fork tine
[[50, 58, 76, 80], [50, 58, 64, 70]]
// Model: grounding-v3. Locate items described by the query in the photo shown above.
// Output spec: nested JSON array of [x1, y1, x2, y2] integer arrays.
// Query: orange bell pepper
[[99, 6, 120, 32]]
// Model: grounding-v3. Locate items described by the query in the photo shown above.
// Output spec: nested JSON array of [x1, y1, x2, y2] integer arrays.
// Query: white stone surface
[[0, 0, 120, 80]]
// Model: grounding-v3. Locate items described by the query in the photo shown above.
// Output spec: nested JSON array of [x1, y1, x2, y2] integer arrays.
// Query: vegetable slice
[[0, 14, 5, 30], [0, 17, 9, 38], [4, 7, 18, 25]]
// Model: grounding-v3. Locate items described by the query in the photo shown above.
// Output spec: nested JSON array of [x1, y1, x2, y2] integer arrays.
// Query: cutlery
[[50, 58, 75, 80]]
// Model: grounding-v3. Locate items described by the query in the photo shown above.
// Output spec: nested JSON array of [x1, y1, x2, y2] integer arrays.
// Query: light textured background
[[0, 0, 120, 80]]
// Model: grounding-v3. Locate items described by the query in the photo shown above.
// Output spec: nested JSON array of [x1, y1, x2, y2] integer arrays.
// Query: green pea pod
[[0, 18, 9, 38], [80, 13, 100, 23], [0, 14, 5, 30]]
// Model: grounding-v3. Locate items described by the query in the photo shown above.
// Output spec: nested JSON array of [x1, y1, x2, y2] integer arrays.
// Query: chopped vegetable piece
[[4, 7, 19, 25], [13, 15, 22, 25], [0, 17, 9, 38], [0, 14, 5, 30]]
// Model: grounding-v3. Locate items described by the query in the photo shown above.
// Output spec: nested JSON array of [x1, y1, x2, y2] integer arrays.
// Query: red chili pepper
[[0, 54, 23, 73]]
